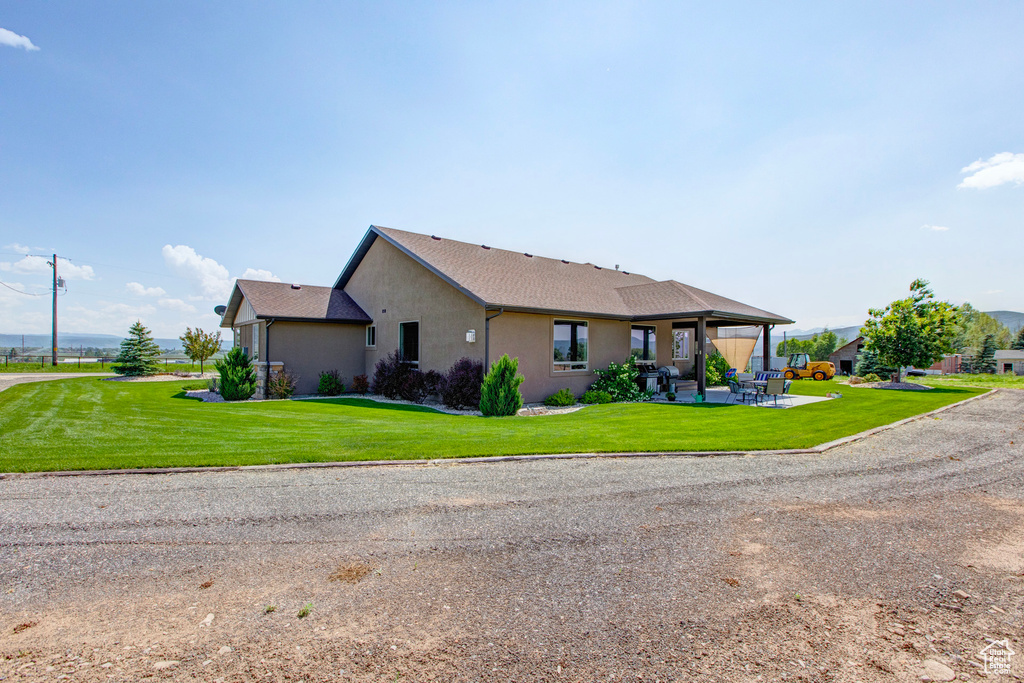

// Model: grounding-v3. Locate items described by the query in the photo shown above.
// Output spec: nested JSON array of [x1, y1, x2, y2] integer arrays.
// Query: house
[[829, 336, 864, 376], [995, 349, 1024, 375], [219, 226, 792, 402]]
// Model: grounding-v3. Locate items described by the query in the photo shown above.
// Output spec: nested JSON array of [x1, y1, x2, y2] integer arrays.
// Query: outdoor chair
[[763, 377, 790, 407], [727, 380, 757, 405]]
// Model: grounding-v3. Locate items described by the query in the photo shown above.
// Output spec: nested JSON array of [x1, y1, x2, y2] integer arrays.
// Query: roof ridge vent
[[431, 235, 441, 240], [561, 259, 569, 264], [481, 245, 491, 249], [291, 284, 301, 289], [524, 253, 533, 257], [594, 265, 602, 270]]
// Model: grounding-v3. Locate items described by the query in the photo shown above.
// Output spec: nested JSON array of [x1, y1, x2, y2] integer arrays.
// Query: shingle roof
[[221, 280, 371, 326], [335, 226, 791, 324]]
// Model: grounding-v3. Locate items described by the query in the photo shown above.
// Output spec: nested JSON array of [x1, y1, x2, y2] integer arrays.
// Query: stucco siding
[[489, 312, 631, 403], [343, 237, 486, 376], [267, 322, 365, 395]]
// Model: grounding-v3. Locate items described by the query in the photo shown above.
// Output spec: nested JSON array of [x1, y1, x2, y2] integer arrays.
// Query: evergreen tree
[[113, 321, 162, 376], [215, 347, 258, 400], [1012, 327, 1024, 351], [179, 327, 222, 374], [479, 354, 524, 416], [975, 334, 997, 374], [854, 348, 895, 379]]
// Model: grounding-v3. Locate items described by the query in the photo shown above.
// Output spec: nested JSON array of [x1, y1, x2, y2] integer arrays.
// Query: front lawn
[[906, 373, 1024, 390], [0, 378, 985, 473]]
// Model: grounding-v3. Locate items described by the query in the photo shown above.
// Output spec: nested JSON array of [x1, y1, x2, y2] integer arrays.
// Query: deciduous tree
[[861, 279, 958, 383], [179, 327, 222, 374]]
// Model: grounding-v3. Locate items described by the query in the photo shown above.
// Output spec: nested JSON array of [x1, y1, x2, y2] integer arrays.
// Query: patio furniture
[[727, 380, 758, 405], [763, 377, 790, 406]]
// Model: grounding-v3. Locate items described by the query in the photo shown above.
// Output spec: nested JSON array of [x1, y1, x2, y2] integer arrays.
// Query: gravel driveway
[[1, 390, 1021, 681]]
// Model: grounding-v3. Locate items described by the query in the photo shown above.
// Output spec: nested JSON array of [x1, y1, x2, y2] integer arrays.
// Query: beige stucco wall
[[343, 237, 486, 377], [488, 312, 634, 403], [266, 321, 366, 395]]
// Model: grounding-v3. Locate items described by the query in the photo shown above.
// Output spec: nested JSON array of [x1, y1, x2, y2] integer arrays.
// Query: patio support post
[[763, 324, 772, 372], [696, 316, 706, 399]]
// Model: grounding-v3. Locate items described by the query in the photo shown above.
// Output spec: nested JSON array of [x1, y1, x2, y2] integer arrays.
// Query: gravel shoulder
[[1, 390, 1022, 681]]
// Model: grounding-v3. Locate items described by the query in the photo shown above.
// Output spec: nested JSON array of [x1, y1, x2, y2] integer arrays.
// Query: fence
[[1, 354, 217, 370]]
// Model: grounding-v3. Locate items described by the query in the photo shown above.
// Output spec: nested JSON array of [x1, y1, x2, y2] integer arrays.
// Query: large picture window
[[399, 322, 419, 366], [672, 329, 691, 361], [631, 326, 656, 362], [553, 320, 588, 371]]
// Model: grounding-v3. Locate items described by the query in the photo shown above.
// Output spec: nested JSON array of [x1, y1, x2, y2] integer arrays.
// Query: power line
[[0, 280, 48, 296]]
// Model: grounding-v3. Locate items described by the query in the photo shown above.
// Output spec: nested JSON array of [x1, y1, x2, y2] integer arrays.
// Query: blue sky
[[1, 2, 1022, 339]]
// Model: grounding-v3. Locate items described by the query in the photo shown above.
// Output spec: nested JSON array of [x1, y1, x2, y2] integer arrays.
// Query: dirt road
[[1, 390, 1022, 681]]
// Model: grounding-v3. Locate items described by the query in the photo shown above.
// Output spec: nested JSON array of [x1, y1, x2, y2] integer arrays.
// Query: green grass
[[0, 361, 212, 373], [0, 377, 985, 473], [906, 373, 1024, 390]]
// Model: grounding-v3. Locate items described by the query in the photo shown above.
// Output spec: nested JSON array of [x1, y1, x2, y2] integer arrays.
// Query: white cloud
[[958, 152, 1024, 189], [239, 268, 281, 282], [0, 27, 39, 51], [0, 256, 95, 280], [162, 244, 280, 301], [126, 281, 167, 297], [921, 224, 949, 232], [4, 243, 34, 255], [158, 298, 197, 313], [985, 289, 1004, 295], [162, 245, 233, 300]]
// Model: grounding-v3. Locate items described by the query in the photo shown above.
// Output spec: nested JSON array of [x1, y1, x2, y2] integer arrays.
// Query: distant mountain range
[[782, 310, 1023, 342], [0, 332, 232, 352]]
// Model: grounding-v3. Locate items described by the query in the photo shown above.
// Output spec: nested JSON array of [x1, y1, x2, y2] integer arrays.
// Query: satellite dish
[[214, 305, 227, 316]]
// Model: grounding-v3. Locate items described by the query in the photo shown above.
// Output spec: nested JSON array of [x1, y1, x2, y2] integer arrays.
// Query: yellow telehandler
[[783, 353, 835, 380]]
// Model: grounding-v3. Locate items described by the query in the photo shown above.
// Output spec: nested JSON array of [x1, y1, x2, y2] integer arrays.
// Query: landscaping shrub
[[581, 389, 613, 404], [423, 369, 445, 396], [351, 374, 369, 395], [372, 350, 411, 399], [705, 350, 730, 386], [862, 373, 882, 383], [398, 370, 427, 403], [267, 370, 298, 399], [206, 376, 219, 393], [479, 354, 524, 417], [544, 388, 576, 407], [590, 359, 650, 402], [440, 358, 483, 409], [215, 347, 257, 401], [317, 369, 345, 396]]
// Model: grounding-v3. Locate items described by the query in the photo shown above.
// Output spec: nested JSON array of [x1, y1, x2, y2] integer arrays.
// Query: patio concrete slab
[[652, 386, 832, 408]]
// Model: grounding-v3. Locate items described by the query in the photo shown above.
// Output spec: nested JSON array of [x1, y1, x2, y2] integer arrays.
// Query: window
[[672, 329, 691, 360], [399, 322, 419, 366], [631, 326, 656, 362], [251, 323, 260, 360], [553, 320, 588, 371], [365, 324, 376, 348]]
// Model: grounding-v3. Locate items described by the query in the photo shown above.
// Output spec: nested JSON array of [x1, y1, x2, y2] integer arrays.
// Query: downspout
[[264, 319, 274, 398], [484, 308, 504, 370]]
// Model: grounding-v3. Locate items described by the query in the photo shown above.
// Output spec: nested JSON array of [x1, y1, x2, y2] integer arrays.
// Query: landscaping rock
[[218, 646, 232, 655], [919, 659, 955, 681], [200, 613, 214, 627], [153, 660, 179, 670]]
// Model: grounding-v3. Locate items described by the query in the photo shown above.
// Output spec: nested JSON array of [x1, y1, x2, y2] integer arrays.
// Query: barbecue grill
[[635, 362, 659, 393], [658, 365, 680, 393]]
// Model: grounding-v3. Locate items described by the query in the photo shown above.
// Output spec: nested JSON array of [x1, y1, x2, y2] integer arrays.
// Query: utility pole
[[47, 254, 58, 366]]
